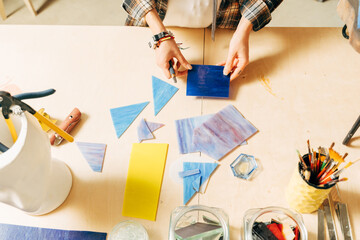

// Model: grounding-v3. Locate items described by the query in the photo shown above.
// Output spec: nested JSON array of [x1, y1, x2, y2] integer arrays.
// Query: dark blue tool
[[343, 114, 360, 145], [0, 142, 9, 153], [14, 89, 55, 100], [169, 60, 177, 83]]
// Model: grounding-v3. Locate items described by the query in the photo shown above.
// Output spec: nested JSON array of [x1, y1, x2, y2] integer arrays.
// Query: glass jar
[[243, 206, 308, 240], [168, 205, 229, 240], [108, 220, 148, 240]]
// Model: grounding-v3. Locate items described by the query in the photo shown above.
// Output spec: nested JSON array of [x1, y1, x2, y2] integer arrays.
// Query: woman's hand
[[146, 9, 192, 79], [220, 18, 253, 81], [155, 38, 192, 79]]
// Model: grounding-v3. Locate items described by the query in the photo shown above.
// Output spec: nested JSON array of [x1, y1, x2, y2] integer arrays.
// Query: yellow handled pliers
[[0, 89, 74, 143]]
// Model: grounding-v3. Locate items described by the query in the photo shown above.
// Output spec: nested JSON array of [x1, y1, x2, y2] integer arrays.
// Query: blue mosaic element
[[358, 3, 360, 30], [183, 162, 218, 205], [193, 105, 258, 161], [192, 175, 202, 192], [186, 64, 230, 98], [137, 118, 154, 142], [0, 222, 107, 240], [178, 169, 201, 178], [146, 121, 164, 132], [175, 114, 213, 154], [76, 142, 107, 172], [152, 76, 179, 116], [230, 154, 258, 180], [110, 102, 149, 138]]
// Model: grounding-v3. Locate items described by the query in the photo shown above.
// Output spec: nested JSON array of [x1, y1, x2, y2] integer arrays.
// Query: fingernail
[[187, 64, 192, 70], [223, 69, 228, 75]]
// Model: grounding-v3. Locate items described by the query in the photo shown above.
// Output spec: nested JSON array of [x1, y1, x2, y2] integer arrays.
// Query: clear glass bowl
[[168, 205, 229, 240], [108, 220, 149, 240], [243, 206, 308, 240]]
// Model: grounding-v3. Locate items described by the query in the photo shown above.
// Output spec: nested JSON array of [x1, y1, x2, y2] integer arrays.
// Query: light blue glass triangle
[[192, 175, 202, 192], [76, 142, 107, 172], [110, 102, 149, 138], [146, 121, 164, 132], [152, 76, 178, 116], [183, 162, 218, 205], [137, 118, 154, 142]]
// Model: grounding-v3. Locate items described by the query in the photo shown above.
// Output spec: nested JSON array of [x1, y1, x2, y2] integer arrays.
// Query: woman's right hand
[[155, 39, 192, 79], [145, 9, 191, 79]]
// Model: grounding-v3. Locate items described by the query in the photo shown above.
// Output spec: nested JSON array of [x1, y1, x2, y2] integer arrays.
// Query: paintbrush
[[321, 158, 360, 184], [307, 140, 312, 169], [296, 149, 308, 169], [320, 177, 348, 187]]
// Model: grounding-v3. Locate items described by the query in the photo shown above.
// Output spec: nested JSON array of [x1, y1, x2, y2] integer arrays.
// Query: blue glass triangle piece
[[152, 76, 179, 116], [76, 142, 107, 172], [137, 118, 154, 142], [146, 121, 164, 132], [110, 102, 149, 138], [192, 176, 202, 192], [183, 162, 218, 205]]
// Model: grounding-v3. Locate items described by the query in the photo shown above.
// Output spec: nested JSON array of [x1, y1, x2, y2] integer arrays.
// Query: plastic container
[[0, 110, 72, 215], [243, 206, 308, 240], [168, 205, 229, 240]]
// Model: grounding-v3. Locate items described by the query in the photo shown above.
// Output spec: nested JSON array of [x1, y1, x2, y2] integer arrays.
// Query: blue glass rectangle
[[186, 64, 230, 98], [0, 223, 107, 240]]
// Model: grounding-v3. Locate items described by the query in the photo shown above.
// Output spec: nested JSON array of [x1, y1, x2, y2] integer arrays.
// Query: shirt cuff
[[240, 0, 272, 31], [122, 0, 156, 21]]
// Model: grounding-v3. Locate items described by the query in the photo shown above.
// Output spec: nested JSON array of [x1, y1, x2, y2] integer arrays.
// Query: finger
[[217, 61, 226, 66], [177, 69, 188, 77], [230, 67, 241, 81], [162, 61, 171, 79], [162, 68, 171, 79], [223, 52, 236, 75], [233, 58, 239, 67], [175, 52, 192, 70], [230, 60, 248, 81], [173, 61, 181, 76]]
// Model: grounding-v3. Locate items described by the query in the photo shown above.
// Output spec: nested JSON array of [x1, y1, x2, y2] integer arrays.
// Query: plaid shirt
[[122, 0, 282, 31]]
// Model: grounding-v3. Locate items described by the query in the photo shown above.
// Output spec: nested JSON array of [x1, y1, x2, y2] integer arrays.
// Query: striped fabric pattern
[[122, 0, 282, 31]]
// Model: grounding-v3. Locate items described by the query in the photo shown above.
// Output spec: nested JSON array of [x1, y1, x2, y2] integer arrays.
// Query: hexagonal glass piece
[[230, 154, 257, 180]]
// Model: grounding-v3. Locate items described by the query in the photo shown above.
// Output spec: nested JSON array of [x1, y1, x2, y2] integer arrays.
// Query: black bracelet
[[149, 31, 174, 49]]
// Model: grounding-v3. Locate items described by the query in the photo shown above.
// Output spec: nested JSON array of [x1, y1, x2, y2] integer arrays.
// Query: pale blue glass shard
[[0, 222, 107, 240], [358, 3, 360, 29], [193, 105, 258, 161], [110, 102, 149, 138], [137, 118, 154, 142], [178, 169, 201, 178], [146, 121, 164, 132], [183, 162, 218, 205], [192, 176, 202, 192], [175, 114, 214, 154], [186, 64, 230, 98], [152, 76, 179, 116], [76, 142, 107, 172]]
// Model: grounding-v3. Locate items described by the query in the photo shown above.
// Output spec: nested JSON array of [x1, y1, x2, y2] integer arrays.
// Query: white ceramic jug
[[0, 110, 72, 215]]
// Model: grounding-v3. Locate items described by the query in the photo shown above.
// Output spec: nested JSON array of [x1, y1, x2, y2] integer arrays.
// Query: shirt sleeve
[[240, 0, 282, 31], [122, 0, 156, 21]]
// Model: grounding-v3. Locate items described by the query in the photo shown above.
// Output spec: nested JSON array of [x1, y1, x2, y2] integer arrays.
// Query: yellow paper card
[[122, 143, 169, 221]]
